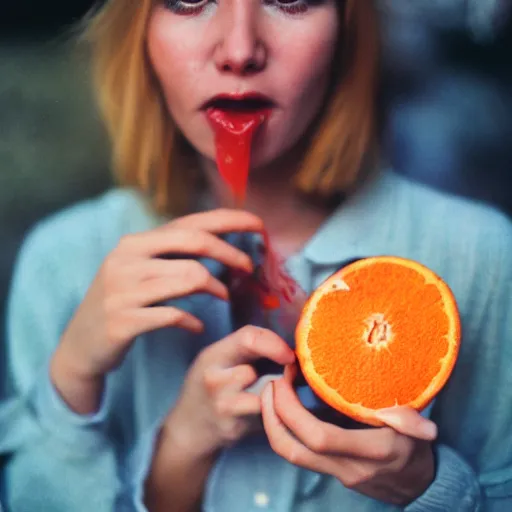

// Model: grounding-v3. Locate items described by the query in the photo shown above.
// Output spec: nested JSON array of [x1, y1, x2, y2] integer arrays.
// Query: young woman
[[1, 0, 511, 511]]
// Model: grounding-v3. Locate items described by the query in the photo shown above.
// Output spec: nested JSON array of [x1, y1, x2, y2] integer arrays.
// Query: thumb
[[374, 406, 438, 441]]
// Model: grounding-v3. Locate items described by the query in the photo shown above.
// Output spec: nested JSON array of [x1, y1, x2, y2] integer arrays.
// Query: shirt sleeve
[[404, 444, 482, 512], [405, 212, 512, 512], [117, 420, 163, 511], [1, 363, 161, 512], [0, 216, 156, 512]]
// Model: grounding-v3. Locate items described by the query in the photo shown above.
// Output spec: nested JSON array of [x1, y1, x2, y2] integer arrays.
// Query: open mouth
[[203, 96, 276, 112]]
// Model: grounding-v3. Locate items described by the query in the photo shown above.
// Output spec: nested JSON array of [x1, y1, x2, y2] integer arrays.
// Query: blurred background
[[0, 0, 112, 391], [0, 0, 511, 395]]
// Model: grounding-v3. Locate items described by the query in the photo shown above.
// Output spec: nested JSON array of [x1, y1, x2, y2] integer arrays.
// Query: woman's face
[[147, 0, 339, 171]]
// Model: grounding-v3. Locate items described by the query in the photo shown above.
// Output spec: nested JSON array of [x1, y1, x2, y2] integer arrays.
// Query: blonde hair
[[84, 0, 380, 215]]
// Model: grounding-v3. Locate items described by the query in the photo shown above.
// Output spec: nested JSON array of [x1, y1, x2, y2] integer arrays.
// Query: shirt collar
[[164, 168, 401, 268], [301, 169, 400, 266]]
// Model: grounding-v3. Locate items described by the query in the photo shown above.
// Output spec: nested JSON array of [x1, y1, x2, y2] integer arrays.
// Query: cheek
[[278, 21, 338, 104], [146, 11, 198, 110], [147, 13, 175, 83]]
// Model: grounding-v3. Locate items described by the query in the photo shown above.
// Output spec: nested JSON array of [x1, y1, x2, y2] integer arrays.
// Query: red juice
[[206, 107, 307, 341]]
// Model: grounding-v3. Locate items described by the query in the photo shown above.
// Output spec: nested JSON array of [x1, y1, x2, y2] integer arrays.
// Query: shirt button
[[254, 491, 270, 508]]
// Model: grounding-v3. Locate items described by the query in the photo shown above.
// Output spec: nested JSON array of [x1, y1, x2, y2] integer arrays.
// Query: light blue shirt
[[1, 169, 512, 511]]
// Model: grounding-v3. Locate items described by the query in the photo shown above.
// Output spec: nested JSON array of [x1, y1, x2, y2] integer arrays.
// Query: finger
[[170, 208, 263, 234], [283, 361, 298, 385], [374, 406, 438, 441], [262, 383, 339, 474], [138, 258, 229, 282], [119, 307, 204, 340], [120, 263, 229, 307], [245, 374, 282, 396], [263, 384, 407, 491], [219, 326, 295, 368], [218, 392, 262, 417], [272, 378, 399, 459], [121, 230, 253, 272], [205, 364, 259, 394]]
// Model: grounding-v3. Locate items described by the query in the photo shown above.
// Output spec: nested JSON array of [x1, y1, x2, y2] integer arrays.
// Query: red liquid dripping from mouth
[[207, 107, 306, 332], [207, 108, 350, 419], [206, 108, 269, 204]]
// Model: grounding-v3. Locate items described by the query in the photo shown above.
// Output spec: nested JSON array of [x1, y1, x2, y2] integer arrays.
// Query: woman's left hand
[[261, 365, 437, 506]]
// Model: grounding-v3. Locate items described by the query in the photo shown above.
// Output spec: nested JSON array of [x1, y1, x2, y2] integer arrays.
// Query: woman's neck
[[201, 156, 335, 258]]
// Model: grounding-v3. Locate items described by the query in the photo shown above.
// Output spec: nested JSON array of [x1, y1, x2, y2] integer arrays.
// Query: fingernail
[[407, 418, 438, 440], [241, 256, 254, 273], [262, 382, 273, 404], [422, 421, 438, 440], [374, 409, 403, 426], [376, 409, 438, 440]]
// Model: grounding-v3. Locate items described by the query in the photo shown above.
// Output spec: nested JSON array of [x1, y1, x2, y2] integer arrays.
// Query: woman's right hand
[[162, 325, 296, 459], [50, 209, 263, 413], [145, 325, 295, 512]]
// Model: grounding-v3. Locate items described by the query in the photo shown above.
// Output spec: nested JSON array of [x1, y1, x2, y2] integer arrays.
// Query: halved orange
[[295, 256, 460, 427]]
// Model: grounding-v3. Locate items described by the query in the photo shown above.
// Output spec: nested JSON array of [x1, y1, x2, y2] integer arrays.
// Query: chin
[[188, 119, 305, 176], [249, 149, 282, 171], [253, 134, 304, 169]]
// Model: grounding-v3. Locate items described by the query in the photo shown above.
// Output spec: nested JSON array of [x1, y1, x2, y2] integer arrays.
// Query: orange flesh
[[296, 257, 460, 423], [307, 264, 450, 408]]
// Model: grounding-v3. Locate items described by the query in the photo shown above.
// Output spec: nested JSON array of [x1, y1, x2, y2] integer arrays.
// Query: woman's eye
[[164, 0, 210, 15], [165, 0, 314, 16], [265, 0, 310, 15]]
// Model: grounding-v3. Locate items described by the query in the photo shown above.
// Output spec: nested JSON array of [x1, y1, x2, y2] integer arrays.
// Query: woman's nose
[[213, 4, 267, 76]]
